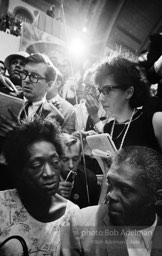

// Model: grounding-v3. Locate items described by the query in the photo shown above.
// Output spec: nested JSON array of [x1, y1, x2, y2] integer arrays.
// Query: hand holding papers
[[86, 134, 117, 175]]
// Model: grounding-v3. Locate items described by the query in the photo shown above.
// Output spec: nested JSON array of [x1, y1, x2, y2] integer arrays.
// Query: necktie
[[86, 115, 94, 131], [20, 101, 32, 120]]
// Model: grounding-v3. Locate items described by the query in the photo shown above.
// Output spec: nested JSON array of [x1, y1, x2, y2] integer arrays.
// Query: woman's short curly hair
[[3, 117, 63, 178], [94, 50, 150, 108]]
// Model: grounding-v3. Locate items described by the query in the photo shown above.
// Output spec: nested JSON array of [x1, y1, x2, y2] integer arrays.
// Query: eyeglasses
[[98, 85, 121, 96], [19, 71, 46, 83]]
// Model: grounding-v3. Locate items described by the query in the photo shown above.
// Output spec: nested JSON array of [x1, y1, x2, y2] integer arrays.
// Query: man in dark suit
[[80, 146, 162, 256], [58, 133, 100, 208], [0, 53, 64, 149], [47, 70, 76, 134]]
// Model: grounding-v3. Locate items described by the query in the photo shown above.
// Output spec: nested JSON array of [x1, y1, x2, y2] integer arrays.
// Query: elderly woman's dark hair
[[116, 146, 162, 195], [94, 50, 150, 108], [26, 53, 58, 82], [3, 117, 63, 180]]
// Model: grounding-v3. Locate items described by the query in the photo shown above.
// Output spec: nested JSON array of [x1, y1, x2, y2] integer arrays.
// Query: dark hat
[[4, 51, 29, 70]]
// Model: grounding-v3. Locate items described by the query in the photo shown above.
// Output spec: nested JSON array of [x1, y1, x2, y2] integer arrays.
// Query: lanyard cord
[[110, 108, 135, 150]]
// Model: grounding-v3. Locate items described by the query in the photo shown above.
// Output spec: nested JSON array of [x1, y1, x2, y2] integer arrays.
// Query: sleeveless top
[[104, 97, 162, 152]]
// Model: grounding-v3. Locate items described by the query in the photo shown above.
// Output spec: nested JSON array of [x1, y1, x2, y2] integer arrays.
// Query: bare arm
[[152, 112, 162, 152]]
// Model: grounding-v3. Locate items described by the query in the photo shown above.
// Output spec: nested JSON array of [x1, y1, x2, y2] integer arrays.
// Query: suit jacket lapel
[[97, 206, 162, 256], [151, 216, 162, 256], [37, 102, 50, 119], [99, 204, 129, 256]]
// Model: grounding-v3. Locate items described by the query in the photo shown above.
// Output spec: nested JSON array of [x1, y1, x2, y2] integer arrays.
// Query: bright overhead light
[[68, 38, 86, 58], [82, 26, 87, 33]]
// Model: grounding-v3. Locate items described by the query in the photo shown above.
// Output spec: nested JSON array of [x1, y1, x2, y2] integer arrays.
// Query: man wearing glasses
[[19, 53, 64, 125], [0, 53, 64, 140], [74, 67, 107, 133]]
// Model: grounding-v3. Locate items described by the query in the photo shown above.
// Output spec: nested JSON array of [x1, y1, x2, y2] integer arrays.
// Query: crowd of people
[[0, 32, 162, 255], [0, 13, 22, 37]]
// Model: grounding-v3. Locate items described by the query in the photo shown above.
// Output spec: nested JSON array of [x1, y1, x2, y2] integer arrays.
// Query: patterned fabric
[[0, 189, 82, 256]]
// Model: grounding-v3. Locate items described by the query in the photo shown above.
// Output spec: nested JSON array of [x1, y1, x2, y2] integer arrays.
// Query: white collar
[[24, 97, 46, 106]]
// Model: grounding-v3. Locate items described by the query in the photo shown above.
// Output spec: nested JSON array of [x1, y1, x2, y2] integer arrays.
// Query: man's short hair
[[3, 117, 63, 179], [115, 146, 162, 195], [26, 53, 58, 83], [61, 133, 81, 153]]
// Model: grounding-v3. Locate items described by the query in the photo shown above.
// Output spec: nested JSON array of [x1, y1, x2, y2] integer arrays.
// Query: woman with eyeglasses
[[94, 50, 162, 153]]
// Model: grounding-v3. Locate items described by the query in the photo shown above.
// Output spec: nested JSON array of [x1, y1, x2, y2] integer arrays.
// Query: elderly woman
[[0, 118, 82, 255], [94, 50, 162, 152]]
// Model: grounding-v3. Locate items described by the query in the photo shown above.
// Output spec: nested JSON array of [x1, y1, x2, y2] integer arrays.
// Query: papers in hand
[[0, 92, 23, 119], [86, 134, 117, 175]]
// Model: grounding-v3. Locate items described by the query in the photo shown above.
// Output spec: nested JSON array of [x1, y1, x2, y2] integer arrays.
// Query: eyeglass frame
[[98, 85, 122, 96], [18, 70, 46, 84]]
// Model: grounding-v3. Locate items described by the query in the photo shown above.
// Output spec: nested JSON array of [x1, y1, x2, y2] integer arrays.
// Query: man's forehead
[[108, 161, 138, 181], [25, 62, 47, 72], [64, 142, 81, 154], [10, 57, 25, 63]]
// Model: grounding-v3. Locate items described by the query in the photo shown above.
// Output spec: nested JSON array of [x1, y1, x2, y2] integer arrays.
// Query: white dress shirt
[[23, 97, 46, 118]]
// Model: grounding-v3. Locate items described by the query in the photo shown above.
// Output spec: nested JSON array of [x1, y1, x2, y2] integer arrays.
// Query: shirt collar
[[24, 96, 46, 106], [138, 214, 157, 250]]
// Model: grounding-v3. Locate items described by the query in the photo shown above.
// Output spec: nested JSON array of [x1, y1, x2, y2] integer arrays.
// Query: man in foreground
[[0, 53, 64, 158], [0, 53, 64, 135], [80, 146, 162, 255], [19, 52, 64, 124]]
